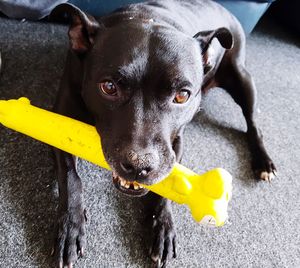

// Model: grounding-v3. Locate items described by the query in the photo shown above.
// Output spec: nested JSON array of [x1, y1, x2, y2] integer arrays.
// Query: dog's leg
[[142, 132, 184, 267], [53, 150, 86, 267], [217, 60, 276, 181], [51, 73, 93, 267]]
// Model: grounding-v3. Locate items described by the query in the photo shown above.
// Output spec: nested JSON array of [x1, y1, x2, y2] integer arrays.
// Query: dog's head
[[52, 4, 233, 196]]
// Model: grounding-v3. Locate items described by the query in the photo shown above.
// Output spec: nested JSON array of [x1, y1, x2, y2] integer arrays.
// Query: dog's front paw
[[149, 209, 176, 268], [52, 208, 87, 268], [253, 153, 277, 182]]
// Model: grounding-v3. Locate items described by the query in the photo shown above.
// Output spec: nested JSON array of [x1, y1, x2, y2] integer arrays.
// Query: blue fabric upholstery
[[217, 1, 271, 33], [69, 0, 274, 34], [0, 0, 274, 28]]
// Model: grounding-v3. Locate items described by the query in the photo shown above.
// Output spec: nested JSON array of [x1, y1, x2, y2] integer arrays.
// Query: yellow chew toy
[[0, 97, 232, 227]]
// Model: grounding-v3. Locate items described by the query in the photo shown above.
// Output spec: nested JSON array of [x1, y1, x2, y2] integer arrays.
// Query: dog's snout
[[119, 150, 158, 180]]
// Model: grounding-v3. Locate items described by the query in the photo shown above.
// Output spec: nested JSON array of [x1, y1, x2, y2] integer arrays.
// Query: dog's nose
[[120, 161, 152, 178], [120, 162, 135, 173], [119, 150, 158, 179]]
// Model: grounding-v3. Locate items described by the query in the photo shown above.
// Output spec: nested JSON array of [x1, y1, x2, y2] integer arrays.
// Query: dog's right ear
[[193, 27, 233, 54], [50, 3, 100, 54]]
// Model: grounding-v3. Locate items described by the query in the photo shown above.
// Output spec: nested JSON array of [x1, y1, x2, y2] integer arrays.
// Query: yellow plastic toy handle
[[0, 97, 110, 170], [0, 97, 232, 227]]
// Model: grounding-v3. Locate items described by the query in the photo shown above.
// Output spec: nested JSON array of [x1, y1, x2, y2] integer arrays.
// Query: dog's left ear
[[193, 27, 234, 54], [50, 3, 101, 54]]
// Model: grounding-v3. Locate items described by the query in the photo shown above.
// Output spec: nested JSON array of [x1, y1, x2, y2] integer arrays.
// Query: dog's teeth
[[134, 182, 144, 190], [120, 179, 126, 187], [117, 177, 145, 191]]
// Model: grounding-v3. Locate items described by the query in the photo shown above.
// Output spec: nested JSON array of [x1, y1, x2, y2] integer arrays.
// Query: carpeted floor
[[0, 12, 299, 268]]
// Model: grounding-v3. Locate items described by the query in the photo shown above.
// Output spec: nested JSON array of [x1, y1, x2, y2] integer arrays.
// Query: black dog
[[50, 0, 276, 267]]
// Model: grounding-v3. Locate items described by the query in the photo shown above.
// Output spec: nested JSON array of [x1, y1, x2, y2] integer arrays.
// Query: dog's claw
[[50, 247, 55, 256], [151, 257, 161, 268], [260, 171, 274, 182], [68, 263, 73, 268], [253, 154, 277, 182], [58, 261, 63, 268], [151, 253, 160, 263], [78, 248, 84, 258]]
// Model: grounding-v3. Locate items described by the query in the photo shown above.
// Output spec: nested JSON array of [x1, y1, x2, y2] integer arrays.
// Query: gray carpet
[[0, 14, 300, 268]]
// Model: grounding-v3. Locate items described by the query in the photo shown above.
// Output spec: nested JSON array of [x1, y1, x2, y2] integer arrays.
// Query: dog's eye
[[173, 90, 190, 104], [98, 81, 118, 96]]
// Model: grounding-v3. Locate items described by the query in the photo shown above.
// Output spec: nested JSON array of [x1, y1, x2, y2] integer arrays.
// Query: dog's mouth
[[112, 172, 149, 196]]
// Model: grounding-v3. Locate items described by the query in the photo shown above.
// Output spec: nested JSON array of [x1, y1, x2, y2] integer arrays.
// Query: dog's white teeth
[[124, 182, 131, 189], [120, 179, 126, 187]]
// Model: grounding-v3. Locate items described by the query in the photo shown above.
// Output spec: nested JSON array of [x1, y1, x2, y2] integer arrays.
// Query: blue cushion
[[69, 0, 140, 17], [69, 0, 273, 34], [217, 1, 271, 33]]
